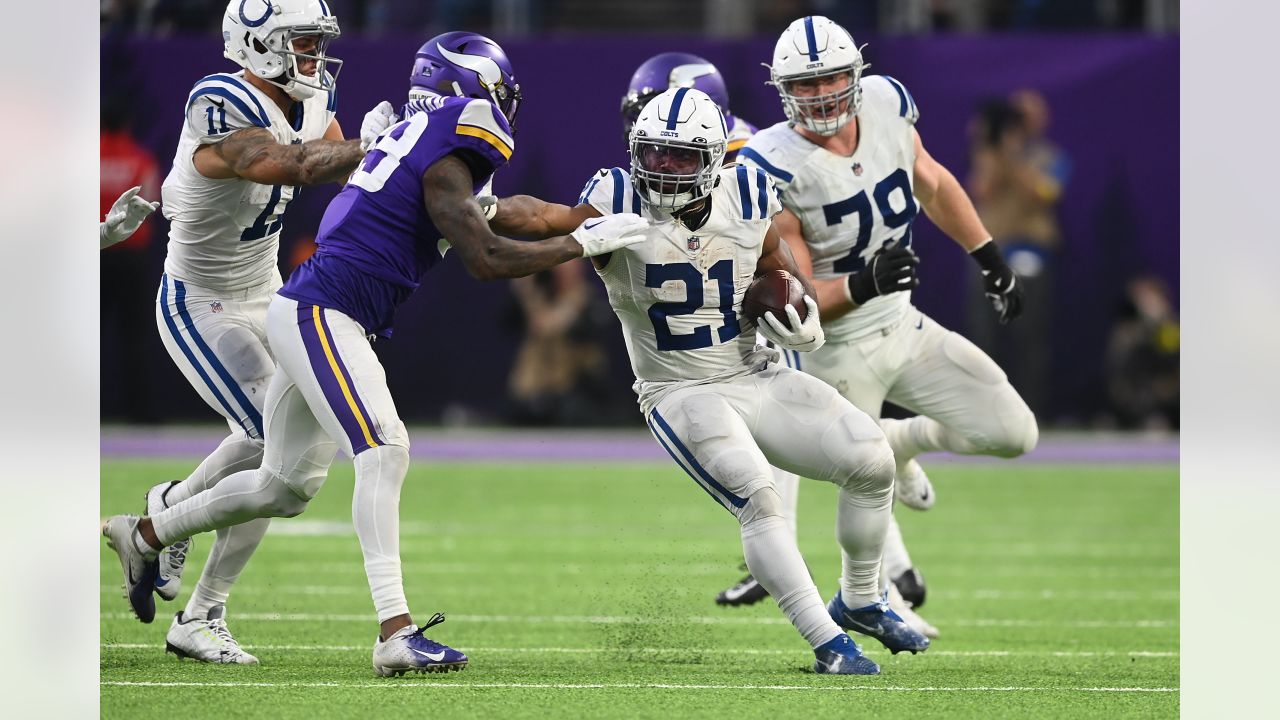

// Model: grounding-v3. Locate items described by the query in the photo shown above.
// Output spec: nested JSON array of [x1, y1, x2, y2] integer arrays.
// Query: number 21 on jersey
[[645, 259, 740, 351]]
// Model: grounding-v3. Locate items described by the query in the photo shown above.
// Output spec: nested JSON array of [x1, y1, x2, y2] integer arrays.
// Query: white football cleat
[[102, 515, 159, 623], [888, 582, 939, 639], [165, 604, 259, 664], [145, 481, 192, 602], [372, 614, 468, 676], [894, 458, 936, 511]]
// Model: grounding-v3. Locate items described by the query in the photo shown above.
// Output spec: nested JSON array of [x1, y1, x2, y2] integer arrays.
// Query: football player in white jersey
[[740, 16, 1040, 635], [484, 88, 930, 674], [615, 53, 799, 607], [119, 0, 395, 663]]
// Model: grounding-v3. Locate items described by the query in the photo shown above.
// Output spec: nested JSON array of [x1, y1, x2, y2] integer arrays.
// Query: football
[[742, 269, 807, 330]]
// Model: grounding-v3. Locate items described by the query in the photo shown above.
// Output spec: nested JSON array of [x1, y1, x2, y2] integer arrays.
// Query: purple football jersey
[[281, 95, 514, 336]]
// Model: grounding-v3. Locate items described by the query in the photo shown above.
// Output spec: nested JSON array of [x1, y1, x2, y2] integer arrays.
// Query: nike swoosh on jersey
[[410, 647, 449, 662], [209, 98, 225, 108]]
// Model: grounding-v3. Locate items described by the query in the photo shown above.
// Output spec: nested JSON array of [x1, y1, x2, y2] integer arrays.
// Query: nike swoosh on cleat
[[409, 647, 448, 662], [722, 582, 758, 602], [154, 577, 170, 587]]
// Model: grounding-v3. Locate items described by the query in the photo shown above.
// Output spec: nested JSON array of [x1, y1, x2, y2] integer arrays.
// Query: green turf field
[[101, 459, 1178, 718]]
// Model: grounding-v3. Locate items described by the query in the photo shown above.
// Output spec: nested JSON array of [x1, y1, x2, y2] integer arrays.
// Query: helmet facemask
[[266, 20, 342, 101], [630, 135, 724, 211], [770, 56, 866, 136]]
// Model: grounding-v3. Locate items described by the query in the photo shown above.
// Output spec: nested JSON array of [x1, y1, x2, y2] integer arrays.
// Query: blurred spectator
[[101, 91, 162, 422], [1105, 276, 1179, 429], [965, 90, 1070, 417], [502, 262, 614, 426]]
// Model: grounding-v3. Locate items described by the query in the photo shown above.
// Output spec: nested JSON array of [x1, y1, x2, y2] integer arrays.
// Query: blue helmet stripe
[[803, 16, 819, 61], [317, 0, 331, 15], [738, 147, 794, 184], [666, 87, 690, 131], [610, 167, 625, 213], [736, 165, 753, 220], [754, 168, 768, 218]]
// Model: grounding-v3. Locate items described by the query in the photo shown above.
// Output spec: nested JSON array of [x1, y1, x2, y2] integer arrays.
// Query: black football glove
[[971, 240, 1023, 324], [847, 246, 919, 305]]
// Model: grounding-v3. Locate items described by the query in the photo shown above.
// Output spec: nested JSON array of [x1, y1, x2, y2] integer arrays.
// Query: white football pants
[[645, 363, 896, 648]]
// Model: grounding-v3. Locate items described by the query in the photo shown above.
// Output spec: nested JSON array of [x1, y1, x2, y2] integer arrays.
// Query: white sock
[[881, 514, 914, 580], [741, 514, 842, 649], [771, 467, 800, 540], [353, 445, 411, 623], [151, 468, 291, 547], [183, 517, 272, 618], [836, 476, 894, 609], [164, 433, 264, 507], [882, 416, 981, 462]]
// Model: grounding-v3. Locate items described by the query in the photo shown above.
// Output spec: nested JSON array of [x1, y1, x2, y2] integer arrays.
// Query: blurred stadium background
[[100, 0, 1179, 432]]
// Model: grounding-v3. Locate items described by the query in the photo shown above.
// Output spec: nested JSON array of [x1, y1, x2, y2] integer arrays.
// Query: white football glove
[[759, 295, 825, 353], [360, 101, 398, 151], [100, 186, 159, 249], [570, 213, 649, 258], [476, 178, 497, 221]]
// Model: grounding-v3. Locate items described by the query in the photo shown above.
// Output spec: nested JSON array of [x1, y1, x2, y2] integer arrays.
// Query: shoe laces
[[163, 538, 190, 573], [200, 616, 241, 650], [408, 612, 450, 652]]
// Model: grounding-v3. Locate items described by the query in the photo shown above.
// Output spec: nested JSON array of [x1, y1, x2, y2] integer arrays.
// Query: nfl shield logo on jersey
[[210, 301, 224, 313], [688, 236, 701, 251], [852, 163, 864, 176]]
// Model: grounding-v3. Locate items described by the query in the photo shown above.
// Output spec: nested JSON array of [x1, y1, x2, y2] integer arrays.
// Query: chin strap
[[674, 195, 713, 231]]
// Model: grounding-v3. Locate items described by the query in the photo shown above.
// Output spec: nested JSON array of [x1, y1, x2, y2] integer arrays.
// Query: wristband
[[969, 239, 1006, 272]]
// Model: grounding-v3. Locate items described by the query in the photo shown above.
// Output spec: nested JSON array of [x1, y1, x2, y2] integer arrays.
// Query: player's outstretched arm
[[488, 196, 600, 239], [424, 154, 646, 280], [193, 128, 366, 186]]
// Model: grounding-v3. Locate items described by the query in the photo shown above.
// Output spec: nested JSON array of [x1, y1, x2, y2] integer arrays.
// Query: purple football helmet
[[410, 32, 521, 126], [621, 52, 730, 138]]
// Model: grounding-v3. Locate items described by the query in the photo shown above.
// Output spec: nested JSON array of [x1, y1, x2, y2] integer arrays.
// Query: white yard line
[[98, 585, 1180, 601], [101, 612, 1177, 628], [101, 680, 1177, 693], [101, 643, 1178, 658]]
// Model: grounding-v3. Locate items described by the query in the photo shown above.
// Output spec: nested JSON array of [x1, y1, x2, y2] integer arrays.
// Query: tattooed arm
[[192, 127, 365, 186], [423, 153, 587, 281]]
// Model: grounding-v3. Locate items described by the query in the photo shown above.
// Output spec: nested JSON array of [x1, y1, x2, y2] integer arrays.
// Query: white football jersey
[[580, 164, 782, 412], [740, 75, 921, 343], [161, 71, 337, 293]]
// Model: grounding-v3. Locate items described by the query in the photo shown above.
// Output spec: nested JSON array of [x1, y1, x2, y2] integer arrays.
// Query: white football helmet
[[222, 0, 342, 101], [767, 15, 867, 136], [629, 87, 727, 211]]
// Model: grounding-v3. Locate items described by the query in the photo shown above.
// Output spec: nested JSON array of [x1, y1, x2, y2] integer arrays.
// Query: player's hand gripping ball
[[743, 269, 807, 330]]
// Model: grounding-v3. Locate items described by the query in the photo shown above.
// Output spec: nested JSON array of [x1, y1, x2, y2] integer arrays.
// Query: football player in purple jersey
[[102, 32, 647, 677]]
